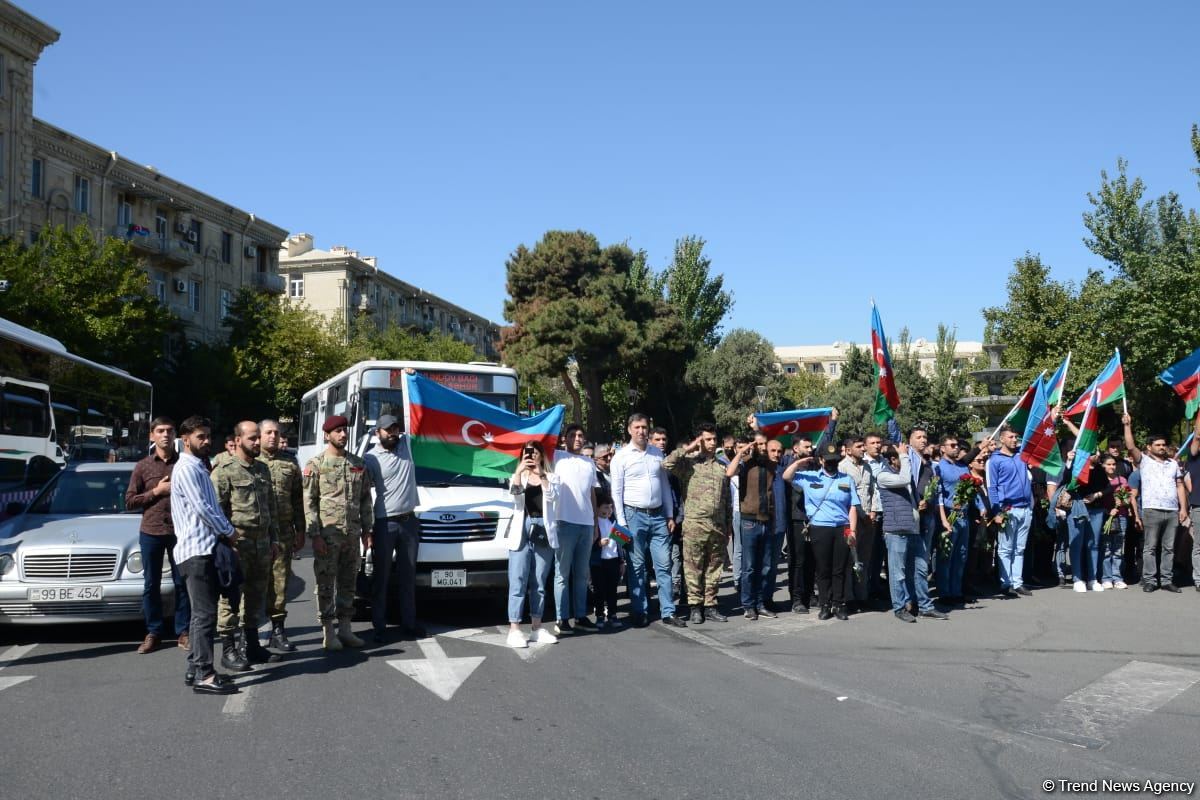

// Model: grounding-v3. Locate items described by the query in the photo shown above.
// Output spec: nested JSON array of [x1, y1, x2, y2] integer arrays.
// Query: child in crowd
[[592, 495, 624, 629]]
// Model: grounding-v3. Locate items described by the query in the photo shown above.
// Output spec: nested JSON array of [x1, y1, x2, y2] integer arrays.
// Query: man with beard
[[259, 419, 306, 651], [363, 412, 425, 643]]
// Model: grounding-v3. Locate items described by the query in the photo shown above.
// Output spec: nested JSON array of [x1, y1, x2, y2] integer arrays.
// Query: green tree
[[686, 328, 788, 436], [502, 230, 686, 439], [0, 224, 177, 378]]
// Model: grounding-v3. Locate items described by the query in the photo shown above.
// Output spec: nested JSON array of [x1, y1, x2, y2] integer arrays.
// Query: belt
[[385, 512, 415, 522], [624, 504, 662, 513]]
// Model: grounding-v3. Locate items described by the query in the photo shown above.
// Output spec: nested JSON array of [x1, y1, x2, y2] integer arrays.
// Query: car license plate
[[27, 585, 104, 602], [430, 569, 466, 588]]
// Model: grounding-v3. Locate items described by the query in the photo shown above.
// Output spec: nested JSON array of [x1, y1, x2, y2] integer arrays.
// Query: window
[[116, 193, 133, 227], [74, 176, 90, 214], [28, 225, 40, 245], [219, 288, 232, 320], [31, 158, 43, 199], [299, 397, 317, 446], [220, 231, 232, 264], [155, 212, 168, 240], [153, 270, 167, 303], [289, 275, 304, 298], [188, 280, 201, 313], [189, 219, 202, 254], [828, 363, 839, 376], [1, 382, 50, 438]]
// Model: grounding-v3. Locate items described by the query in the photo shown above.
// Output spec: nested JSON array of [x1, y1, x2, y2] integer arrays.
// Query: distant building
[[0, 1, 287, 345], [279, 233, 501, 360], [775, 338, 984, 380]]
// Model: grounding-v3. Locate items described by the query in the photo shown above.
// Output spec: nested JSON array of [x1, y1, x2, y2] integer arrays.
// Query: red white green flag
[[1066, 389, 1101, 489], [870, 303, 900, 425], [1159, 346, 1200, 419]]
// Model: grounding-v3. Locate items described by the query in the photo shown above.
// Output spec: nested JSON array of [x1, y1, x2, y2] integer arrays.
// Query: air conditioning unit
[[186, 230, 198, 244], [174, 221, 188, 234], [173, 279, 187, 293], [244, 244, 257, 258]]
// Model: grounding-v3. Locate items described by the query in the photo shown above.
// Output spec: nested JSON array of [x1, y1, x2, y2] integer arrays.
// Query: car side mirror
[[5, 502, 25, 517]]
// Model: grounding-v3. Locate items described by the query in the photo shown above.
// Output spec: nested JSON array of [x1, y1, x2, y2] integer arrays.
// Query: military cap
[[323, 414, 349, 433]]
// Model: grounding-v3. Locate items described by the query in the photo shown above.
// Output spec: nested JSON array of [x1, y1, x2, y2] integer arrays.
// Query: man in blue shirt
[[783, 441, 859, 620], [987, 425, 1034, 597], [934, 435, 970, 603]]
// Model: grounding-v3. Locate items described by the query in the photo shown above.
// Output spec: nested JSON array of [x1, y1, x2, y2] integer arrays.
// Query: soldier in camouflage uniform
[[303, 414, 374, 651], [664, 422, 732, 624], [210, 433, 238, 470], [259, 419, 305, 652], [211, 421, 280, 668]]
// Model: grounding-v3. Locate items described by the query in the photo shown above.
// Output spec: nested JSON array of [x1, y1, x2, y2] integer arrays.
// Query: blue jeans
[[553, 521, 593, 622], [739, 520, 768, 610], [885, 532, 933, 613], [919, 509, 937, 579], [1103, 514, 1127, 583], [997, 506, 1032, 590], [1068, 503, 1103, 584], [760, 529, 784, 606], [625, 506, 675, 619], [508, 517, 554, 623], [935, 515, 969, 598], [730, 507, 743, 582], [139, 532, 189, 636]]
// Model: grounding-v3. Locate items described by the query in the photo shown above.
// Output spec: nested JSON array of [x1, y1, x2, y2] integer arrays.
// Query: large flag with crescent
[[1159, 346, 1200, 419], [1045, 353, 1070, 407], [754, 408, 834, 443], [1004, 371, 1044, 440], [1019, 371, 1064, 477], [1063, 350, 1125, 416], [406, 372, 564, 479], [871, 303, 900, 424], [1066, 389, 1101, 489]]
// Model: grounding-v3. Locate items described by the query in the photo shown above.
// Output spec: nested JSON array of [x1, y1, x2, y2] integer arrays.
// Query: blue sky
[[24, 1, 1200, 347]]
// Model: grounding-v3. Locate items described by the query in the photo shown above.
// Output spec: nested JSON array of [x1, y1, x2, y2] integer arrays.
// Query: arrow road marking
[[440, 625, 554, 662], [388, 637, 484, 701], [0, 644, 36, 692]]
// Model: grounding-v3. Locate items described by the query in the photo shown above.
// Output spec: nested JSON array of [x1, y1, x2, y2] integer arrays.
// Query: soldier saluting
[[304, 414, 374, 651]]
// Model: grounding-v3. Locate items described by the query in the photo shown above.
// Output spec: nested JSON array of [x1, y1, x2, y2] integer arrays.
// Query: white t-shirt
[[597, 518, 620, 560], [1139, 455, 1182, 511], [551, 450, 599, 526]]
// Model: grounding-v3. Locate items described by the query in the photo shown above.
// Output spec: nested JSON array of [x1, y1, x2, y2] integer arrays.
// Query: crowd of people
[[125, 390, 1200, 693]]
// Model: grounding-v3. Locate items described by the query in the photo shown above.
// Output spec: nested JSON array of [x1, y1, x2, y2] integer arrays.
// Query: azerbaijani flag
[[1063, 350, 1125, 416], [1045, 353, 1070, 407], [1019, 370, 1064, 477], [754, 407, 833, 443], [871, 303, 900, 424], [1158, 347, 1200, 419], [406, 372, 564, 479], [1005, 371, 1045, 439], [609, 523, 633, 548], [1066, 389, 1101, 489]]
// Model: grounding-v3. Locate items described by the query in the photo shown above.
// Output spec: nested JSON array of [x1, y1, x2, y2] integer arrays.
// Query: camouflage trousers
[[314, 531, 358, 623], [683, 522, 726, 607], [217, 530, 272, 634], [265, 538, 295, 623]]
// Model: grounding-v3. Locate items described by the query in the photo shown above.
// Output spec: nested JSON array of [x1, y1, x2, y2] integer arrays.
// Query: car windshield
[[26, 470, 135, 515]]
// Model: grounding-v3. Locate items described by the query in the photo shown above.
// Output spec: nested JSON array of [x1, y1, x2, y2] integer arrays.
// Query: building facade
[[0, 1, 286, 344], [775, 339, 984, 381], [279, 233, 501, 360]]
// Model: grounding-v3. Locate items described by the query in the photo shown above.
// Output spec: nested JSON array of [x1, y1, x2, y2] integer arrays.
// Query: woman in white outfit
[[506, 441, 560, 648]]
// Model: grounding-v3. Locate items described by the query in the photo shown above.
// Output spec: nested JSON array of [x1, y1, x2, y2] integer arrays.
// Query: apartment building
[[775, 338, 984, 380]]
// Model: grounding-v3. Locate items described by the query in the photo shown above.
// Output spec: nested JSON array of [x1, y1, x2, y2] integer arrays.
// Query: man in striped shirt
[[171, 415, 237, 695]]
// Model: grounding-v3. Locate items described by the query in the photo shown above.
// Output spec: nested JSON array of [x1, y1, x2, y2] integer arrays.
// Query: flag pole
[[1056, 351, 1072, 410], [1116, 347, 1128, 415]]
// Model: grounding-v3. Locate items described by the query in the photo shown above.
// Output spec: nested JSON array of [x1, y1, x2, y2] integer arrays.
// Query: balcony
[[110, 225, 194, 266], [352, 293, 377, 313], [249, 271, 286, 295]]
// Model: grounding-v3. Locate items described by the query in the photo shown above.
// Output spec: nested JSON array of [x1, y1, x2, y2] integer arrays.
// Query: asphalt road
[[2, 556, 1199, 800]]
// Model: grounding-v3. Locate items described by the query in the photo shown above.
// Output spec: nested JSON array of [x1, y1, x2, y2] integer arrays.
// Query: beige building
[[775, 338, 984, 380], [279, 233, 501, 360], [0, 1, 286, 345]]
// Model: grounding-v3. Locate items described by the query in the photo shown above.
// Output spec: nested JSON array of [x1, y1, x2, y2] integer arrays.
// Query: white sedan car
[[0, 462, 172, 624]]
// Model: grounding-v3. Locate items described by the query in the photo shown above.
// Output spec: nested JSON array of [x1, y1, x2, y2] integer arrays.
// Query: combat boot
[[337, 621, 364, 648], [243, 627, 272, 664], [268, 622, 296, 652], [322, 621, 343, 651], [220, 633, 250, 672]]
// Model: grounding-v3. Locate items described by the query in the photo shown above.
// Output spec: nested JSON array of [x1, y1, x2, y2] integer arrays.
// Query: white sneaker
[[1101, 581, 1114, 589], [1115, 581, 1128, 589], [1073, 581, 1088, 593], [506, 629, 527, 649], [532, 627, 558, 645], [1092, 582, 1104, 592]]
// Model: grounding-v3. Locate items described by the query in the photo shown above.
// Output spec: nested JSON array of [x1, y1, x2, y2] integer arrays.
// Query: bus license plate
[[431, 569, 466, 588], [28, 585, 104, 602]]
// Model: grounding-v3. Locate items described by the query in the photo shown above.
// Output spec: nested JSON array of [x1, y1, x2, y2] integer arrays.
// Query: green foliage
[[686, 328, 788, 436], [346, 317, 477, 364], [0, 224, 177, 377]]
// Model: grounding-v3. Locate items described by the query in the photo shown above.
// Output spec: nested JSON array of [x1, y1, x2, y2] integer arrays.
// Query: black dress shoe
[[373, 629, 387, 645], [792, 602, 809, 614], [1014, 586, 1032, 596], [704, 607, 728, 622], [920, 609, 950, 620], [817, 606, 833, 621], [834, 605, 849, 621], [757, 605, 778, 619], [1143, 584, 1157, 592], [184, 667, 196, 686], [632, 615, 648, 628], [574, 617, 597, 629], [1162, 583, 1181, 593], [661, 616, 687, 628], [193, 679, 237, 695], [744, 607, 759, 620], [894, 609, 917, 623]]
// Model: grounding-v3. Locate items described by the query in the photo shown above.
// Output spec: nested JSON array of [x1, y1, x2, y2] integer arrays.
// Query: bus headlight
[[126, 551, 143, 574], [0, 554, 14, 576]]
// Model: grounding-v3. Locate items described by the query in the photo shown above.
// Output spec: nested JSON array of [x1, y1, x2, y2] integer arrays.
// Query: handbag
[[529, 521, 550, 547]]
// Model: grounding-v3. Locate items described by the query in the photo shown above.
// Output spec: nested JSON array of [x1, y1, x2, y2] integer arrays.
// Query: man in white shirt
[[551, 425, 600, 634], [1123, 413, 1188, 592], [610, 413, 684, 628]]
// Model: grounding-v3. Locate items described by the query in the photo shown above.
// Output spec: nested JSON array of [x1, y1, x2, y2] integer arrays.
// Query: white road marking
[[443, 626, 553, 662], [1022, 660, 1200, 749], [222, 685, 252, 716], [0, 644, 36, 692], [388, 637, 484, 701]]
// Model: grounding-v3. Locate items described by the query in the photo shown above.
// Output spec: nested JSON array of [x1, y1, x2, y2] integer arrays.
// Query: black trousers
[[810, 525, 850, 607], [787, 520, 815, 607], [592, 557, 620, 619], [372, 515, 420, 631], [179, 555, 218, 677]]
